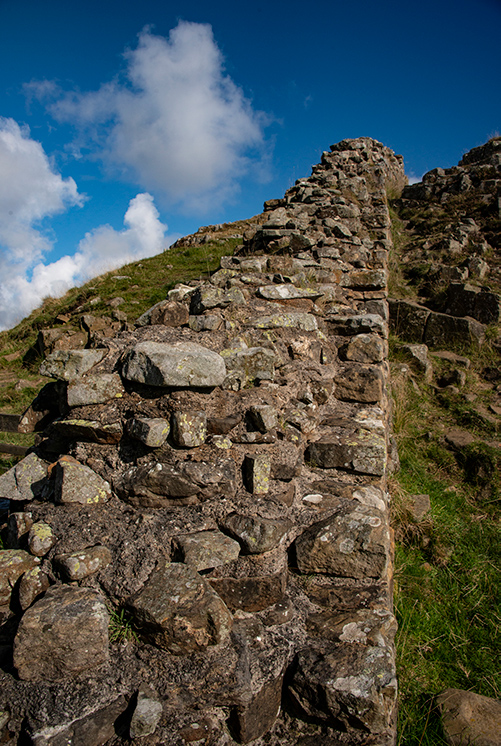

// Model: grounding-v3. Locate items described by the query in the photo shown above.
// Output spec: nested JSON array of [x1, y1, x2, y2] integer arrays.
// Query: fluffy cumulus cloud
[[46, 22, 269, 210], [0, 117, 170, 330], [0, 117, 83, 266], [0, 191, 170, 331]]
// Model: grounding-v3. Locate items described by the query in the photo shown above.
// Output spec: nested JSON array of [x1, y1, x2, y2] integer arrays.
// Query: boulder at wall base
[[13, 585, 109, 682], [294, 500, 390, 579], [127, 561, 233, 654], [287, 641, 397, 738], [122, 341, 227, 388], [437, 688, 501, 746]]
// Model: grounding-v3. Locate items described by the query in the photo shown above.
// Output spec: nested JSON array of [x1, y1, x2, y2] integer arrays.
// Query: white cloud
[[0, 192, 172, 331], [406, 172, 422, 185], [46, 22, 270, 211], [0, 117, 83, 267]]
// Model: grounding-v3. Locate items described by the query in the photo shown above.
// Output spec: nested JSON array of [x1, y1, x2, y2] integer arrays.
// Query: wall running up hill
[[0, 138, 405, 746]]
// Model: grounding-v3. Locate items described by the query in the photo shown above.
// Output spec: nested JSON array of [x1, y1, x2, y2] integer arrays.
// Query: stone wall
[[0, 138, 404, 746]]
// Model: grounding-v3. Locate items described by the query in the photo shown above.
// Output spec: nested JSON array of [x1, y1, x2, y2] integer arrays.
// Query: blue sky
[[0, 0, 500, 329]]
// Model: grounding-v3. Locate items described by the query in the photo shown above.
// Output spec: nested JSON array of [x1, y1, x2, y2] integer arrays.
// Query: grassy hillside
[[1, 189, 500, 744]]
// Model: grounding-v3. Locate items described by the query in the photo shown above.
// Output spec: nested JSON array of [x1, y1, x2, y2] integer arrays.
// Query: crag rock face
[[0, 138, 403, 746], [390, 136, 501, 349]]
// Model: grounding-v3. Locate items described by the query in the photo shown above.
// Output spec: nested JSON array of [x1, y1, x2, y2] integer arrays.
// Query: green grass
[[391, 369, 501, 744], [108, 607, 138, 644]]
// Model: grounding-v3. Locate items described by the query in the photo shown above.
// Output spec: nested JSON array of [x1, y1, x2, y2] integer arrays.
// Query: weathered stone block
[[18, 566, 49, 610], [51, 418, 122, 444], [128, 562, 233, 654], [327, 313, 387, 336], [223, 347, 276, 387], [229, 672, 283, 744], [28, 522, 56, 557], [207, 547, 287, 612], [188, 314, 223, 331], [251, 312, 318, 331], [295, 501, 390, 578], [122, 341, 226, 388], [190, 286, 245, 314], [437, 688, 501, 746], [130, 686, 163, 739], [67, 372, 125, 407], [127, 416, 170, 447], [54, 457, 112, 506], [248, 404, 278, 432], [244, 454, 272, 494], [172, 410, 207, 447], [424, 311, 485, 349], [174, 530, 241, 571], [340, 269, 387, 289], [0, 549, 39, 606], [40, 348, 107, 381], [339, 333, 386, 363], [334, 363, 385, 403], [257, 284, 322, 301], [388, 298, 430, 343], [288, 641, 397, 737], [0, 453, 48, 503], [56, 545, 112, 580], [222, 513, 292, 554], [306, 428, 387, 475], [13, 585, 109, 681]]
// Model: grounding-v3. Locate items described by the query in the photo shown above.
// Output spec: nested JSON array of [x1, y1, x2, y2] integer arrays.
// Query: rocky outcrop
[[391, 136, 501, 350], [0, 138, 403, 745]]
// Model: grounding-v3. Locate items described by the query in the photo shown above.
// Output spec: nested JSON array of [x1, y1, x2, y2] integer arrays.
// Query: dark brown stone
[[13, 585, 109, 681]]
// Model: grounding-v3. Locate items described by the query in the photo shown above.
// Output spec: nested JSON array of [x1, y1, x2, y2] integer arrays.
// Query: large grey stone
[[54, 457, 112, 506], [51, 418, 122, 444], [122, 341, 226, 388], [130, 686, 163, 739], [13, 585, 109, 681], [40, 349, 107, 381], [295, 501, 390, 578], [0, 453, 48, 503], [190, 286, 246, 314], [67, 372, 125, 407], [257, 285, 322, 301], [327, 313, 387, 336], [222, 347, 276, 389], [128, 562, 233, 654], [252, 312, 318, 331]]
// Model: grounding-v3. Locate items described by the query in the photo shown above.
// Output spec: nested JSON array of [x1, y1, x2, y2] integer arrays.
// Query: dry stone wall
[[0, 138, 405, 746]]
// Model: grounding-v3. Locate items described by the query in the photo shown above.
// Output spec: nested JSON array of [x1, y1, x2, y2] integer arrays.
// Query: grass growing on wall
[[391, 366, 501, 745]]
